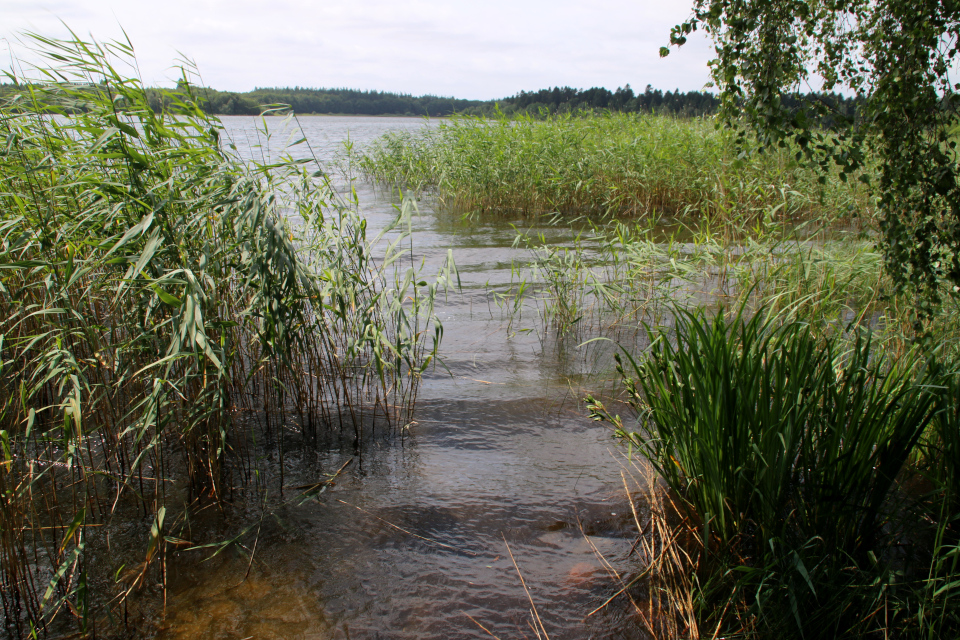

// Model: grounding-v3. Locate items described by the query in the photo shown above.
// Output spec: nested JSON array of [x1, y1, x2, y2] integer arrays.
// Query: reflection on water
[[154, 116, 647, 640]]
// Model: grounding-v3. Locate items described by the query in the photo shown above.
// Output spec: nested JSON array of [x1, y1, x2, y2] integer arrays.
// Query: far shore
[[219, 112, 450, 118]]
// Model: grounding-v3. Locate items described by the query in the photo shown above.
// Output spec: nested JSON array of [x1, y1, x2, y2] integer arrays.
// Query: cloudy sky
[[2, 0, 716, 99]]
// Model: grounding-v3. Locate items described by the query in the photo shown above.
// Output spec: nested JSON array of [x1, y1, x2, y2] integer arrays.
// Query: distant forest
[[0, 81, 863, 123], [179, 86, 486, 117], [478, 85, 720, 117], [183, 84, 728, 118], [182, 84, 863, 123], [479, 85, 864, 125]]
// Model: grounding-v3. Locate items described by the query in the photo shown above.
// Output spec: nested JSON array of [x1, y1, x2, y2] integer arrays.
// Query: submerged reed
[[0, 34, 451, 637], [503, 214, 895, 352]]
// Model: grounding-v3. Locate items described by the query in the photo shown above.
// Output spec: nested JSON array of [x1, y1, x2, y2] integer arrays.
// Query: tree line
[[163, 86, 488, 117], [1, 81, 864, 123], [158, 83, 867, 124], [464, 84, 865, 124]]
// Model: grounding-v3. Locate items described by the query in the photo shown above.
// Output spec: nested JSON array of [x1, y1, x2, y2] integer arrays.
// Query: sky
[[1, 0, 716, 100]]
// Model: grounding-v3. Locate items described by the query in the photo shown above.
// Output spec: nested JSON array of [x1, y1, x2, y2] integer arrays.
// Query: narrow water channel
[[154, 116, 645, 640]]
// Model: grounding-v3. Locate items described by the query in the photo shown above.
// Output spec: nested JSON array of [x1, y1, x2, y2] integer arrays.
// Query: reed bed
[[354, 113, 871, 221], [519, 220, 960, 378], [0, 35, 451, 637]]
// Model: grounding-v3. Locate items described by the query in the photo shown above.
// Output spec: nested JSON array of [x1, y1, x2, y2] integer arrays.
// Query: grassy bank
[[355, 113, 871, 221], [0, 35, 451, 637]]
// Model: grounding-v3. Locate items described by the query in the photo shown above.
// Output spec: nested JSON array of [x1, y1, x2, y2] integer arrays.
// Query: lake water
[[154, 116, 647, 640]]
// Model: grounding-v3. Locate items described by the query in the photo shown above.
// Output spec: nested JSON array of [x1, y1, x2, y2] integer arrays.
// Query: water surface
[[155, 115, 645, 640]]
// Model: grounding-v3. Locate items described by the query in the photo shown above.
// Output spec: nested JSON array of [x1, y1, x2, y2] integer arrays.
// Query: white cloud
[[1, 0, 715, 98]]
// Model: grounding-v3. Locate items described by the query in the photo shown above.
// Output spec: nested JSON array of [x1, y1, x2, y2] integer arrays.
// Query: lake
[[154, 115, 645, 640]]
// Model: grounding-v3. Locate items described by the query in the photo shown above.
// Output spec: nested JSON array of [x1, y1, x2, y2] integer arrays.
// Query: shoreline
[[217, 112, 451, 118]]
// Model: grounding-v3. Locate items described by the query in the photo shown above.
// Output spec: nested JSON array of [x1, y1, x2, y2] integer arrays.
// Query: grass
[[354, 112, 872, 222], [498, 216, 891, 349], [0, 33, 452, 636], [588, 306, 960, 639]]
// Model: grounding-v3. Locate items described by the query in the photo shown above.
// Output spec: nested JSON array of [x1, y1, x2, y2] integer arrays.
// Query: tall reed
[[0, 33, 451, 637], [355, 112, 872, 222]]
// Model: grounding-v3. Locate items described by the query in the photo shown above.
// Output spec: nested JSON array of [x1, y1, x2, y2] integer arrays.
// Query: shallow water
[[154, 116, 647, 640]]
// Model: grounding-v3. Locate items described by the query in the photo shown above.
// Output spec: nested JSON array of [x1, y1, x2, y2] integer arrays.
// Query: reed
[[504, 214, 896, 352], [354, 112, 872, 222], [0, 33, 450, 637]]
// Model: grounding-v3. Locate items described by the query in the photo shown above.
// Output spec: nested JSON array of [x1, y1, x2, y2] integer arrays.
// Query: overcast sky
[[2, 0, 716, 99]]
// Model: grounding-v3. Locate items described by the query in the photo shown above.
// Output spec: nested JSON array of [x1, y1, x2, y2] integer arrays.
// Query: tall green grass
[[0, 33, 451, 636], [355, 112, 871, 221], [589, 307, 960, 638]]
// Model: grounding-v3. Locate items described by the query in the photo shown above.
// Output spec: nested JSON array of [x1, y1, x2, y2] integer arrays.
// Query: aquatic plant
[[505, 213, 895, 354], [0, 33, 451, 636], [589, 306, 960, 638], [355, 112, 871, 222]]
